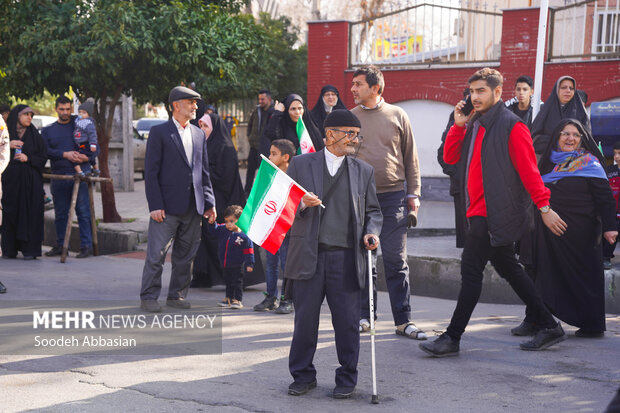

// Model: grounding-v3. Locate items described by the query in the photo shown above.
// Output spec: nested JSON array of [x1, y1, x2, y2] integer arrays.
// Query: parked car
[[133, 118, 166, 179], [133, 128, 147, 179], [135, 117, 167, 139]]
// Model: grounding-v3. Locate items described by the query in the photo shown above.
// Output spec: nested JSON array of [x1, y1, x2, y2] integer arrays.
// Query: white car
[[32, 115, 57, 132]]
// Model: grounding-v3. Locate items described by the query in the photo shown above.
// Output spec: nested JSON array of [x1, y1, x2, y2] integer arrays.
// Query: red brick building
[[307, 6, 620, 177]]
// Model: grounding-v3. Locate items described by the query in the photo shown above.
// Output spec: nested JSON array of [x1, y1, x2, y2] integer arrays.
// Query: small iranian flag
[[296, 117, 316, 155], [238, 155, 306, 254]]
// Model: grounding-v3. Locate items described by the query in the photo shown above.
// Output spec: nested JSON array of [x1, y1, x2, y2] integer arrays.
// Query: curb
[[374, 255, 620, 315], [43, 214, 147, 254]]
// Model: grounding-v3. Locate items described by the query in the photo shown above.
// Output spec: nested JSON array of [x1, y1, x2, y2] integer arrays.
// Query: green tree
[[0, 0, 264, 222], [191, 12, 307, 105], [255, 13, 308, 101]]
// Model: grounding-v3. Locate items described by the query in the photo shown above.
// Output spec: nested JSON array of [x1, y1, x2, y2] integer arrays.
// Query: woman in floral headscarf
[[527, 119, 616, 338]]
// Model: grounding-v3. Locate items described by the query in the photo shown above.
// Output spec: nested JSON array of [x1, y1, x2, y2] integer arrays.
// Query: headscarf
[[7, 105, 36, 141], [207, 113, 232, 148], [14, 106, 35, 139], [310, 85, 347, 135], [531, 76, 590, 154], [539, 118, 607, 183], [281, 94, 324, 153], [206, 113, 245, 215], [198, 114, 213, 138], [5, 104, 47, 175]]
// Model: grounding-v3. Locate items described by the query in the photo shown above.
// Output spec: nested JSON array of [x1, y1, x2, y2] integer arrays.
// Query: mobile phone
[[461, 96, 474, 116]]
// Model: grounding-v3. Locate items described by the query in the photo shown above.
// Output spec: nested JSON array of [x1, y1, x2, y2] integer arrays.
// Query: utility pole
[[311, 0, 321, 20]]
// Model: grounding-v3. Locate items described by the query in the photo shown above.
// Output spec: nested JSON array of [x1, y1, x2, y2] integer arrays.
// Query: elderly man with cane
[[283, 109, 382, 399]]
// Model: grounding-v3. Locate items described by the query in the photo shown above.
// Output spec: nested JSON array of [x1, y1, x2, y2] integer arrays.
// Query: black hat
[[168, 86, 201, 104], [323, 109, 361, 129]]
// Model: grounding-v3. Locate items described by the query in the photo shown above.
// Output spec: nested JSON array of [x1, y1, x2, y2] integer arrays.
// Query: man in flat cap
[[284, 109, 382, 399], [140, 86, 216, 312]]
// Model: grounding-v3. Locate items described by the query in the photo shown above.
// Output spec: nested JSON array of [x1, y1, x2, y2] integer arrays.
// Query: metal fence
[[549, 0, 620, 61], [217, 99, 256, 123], [349, 1, 503, 68]]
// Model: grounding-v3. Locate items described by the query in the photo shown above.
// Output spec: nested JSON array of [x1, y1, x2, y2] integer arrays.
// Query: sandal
[[218, 298, 231, 308], [396, 321, 427, 340]]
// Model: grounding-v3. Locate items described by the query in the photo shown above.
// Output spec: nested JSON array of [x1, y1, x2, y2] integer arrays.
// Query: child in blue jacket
[[208, 205, 254, 309]]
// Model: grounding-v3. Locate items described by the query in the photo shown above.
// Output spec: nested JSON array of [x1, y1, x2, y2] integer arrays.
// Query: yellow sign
[[373, 35, 423, 60]]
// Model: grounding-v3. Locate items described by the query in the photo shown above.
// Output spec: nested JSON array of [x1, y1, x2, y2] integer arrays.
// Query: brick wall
[[308, 8, 620, 107], [307, 21, 349, 107]]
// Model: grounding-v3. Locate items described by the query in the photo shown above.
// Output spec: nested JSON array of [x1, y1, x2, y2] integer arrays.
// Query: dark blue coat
[[207, 223, 254, 268], [145, 119, 215, 216]]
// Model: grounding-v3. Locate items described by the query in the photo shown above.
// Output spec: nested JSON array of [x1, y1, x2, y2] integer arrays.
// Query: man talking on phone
[[419, 68, 567, 357]]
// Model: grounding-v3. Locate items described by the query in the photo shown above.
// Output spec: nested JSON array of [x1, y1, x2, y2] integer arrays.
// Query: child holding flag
[[209, 205, 255, 309]]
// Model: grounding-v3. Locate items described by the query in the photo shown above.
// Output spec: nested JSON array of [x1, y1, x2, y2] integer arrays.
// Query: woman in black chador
[[1, 105, 47, 259], [309, 85, 347, 137], [531, 76, 589, 155], [192, 114, 265, 287], [534, 119, 616, 338], [260, 94, 324, 157]]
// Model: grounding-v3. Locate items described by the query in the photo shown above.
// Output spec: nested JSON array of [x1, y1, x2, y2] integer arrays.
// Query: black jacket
[[458, 101, 533, 246]]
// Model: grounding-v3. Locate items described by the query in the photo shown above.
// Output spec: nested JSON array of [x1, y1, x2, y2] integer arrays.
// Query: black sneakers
[[275, 298, 293, 314], [519, 322, 567, 351], [76, 246, 92, 259], [140, 300, 162, 313], [253, 294, 278, 311], [419, 333, 460, 357], [511, 320, 540, 336], [288, 380, 317, 396], [166, 298, 191, 309], [45, 246, 63, 257], [333, 385, 355, 399]]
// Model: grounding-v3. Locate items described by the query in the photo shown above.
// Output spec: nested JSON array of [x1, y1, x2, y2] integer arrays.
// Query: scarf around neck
[[541, 148, 607, 183]]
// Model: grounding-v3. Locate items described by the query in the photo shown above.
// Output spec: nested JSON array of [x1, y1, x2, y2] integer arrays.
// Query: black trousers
[[244, 147, 260, 195], [446, 217, 557, 340], [289, 248, 361, 388], [223, 266, 244, 301]]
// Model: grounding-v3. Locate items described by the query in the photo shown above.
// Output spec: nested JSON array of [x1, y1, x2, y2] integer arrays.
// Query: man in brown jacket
[[351, 65, 425, 339]]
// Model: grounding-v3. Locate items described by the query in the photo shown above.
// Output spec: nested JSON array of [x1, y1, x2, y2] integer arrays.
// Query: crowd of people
[[0, 65, 616, 403], [0, 97, 99, 268]]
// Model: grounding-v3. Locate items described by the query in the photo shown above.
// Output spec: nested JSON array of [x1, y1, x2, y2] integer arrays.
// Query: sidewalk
[[42, 179, 620, 313], [0, 254, 618, 412]]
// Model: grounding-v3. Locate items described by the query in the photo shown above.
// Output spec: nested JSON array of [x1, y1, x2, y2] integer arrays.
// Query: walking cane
[[367, 238, 379, 404]]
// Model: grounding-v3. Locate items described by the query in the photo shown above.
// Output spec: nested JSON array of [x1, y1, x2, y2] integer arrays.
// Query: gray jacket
[[283, 150, 383, 288]]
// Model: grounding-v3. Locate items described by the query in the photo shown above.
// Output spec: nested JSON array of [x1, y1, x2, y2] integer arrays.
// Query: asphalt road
[[0, 253, 618, 412]]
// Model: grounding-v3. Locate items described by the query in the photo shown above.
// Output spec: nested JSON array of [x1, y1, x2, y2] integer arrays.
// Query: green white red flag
[[238, 155, 306, 254], [296, 117, 316, 154]]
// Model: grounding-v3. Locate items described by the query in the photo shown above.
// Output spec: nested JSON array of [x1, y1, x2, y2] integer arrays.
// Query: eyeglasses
[[329, 128, 363, 141], [559, 131, 582, 138]]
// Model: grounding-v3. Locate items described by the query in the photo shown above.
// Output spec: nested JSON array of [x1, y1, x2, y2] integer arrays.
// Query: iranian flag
[[296, 117, 316, 155], [238, 155, 306, 254]]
